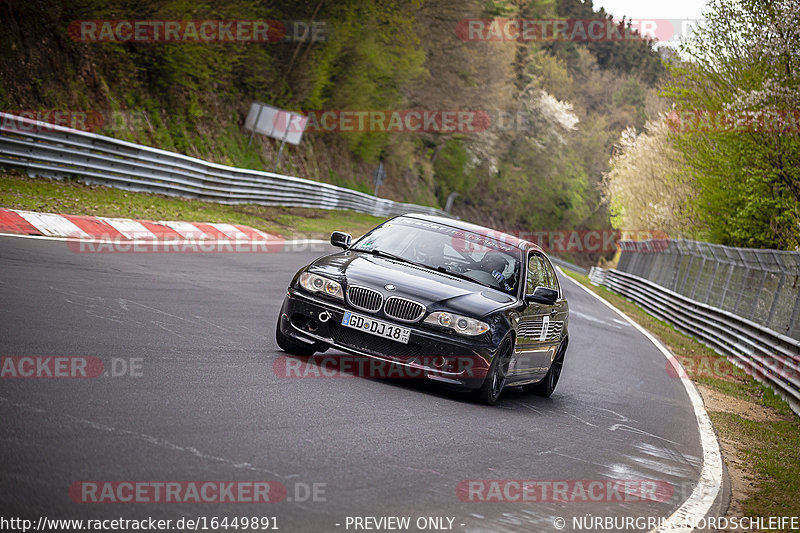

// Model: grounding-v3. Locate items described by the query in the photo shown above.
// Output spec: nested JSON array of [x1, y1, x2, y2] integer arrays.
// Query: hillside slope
[[1, 0, 665, 245]]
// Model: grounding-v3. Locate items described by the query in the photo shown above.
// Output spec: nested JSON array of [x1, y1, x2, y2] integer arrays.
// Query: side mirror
[[330, 231, 352, 249], [525, 286, 558, 305]]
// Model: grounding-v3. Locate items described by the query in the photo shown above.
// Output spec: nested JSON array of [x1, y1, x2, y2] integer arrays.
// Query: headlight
[[298, 272, 343, 300], [424, 311, 489, 336]]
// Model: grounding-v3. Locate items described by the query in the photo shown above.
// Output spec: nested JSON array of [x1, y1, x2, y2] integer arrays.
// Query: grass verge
[[562, 269, 799, 530], [0, 170, 385, 239]]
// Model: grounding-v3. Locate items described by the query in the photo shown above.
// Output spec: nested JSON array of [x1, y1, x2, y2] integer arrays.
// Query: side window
[[526, 254, 546, 294], [527, 253, 557, 294], [543, 257, 560, 293]]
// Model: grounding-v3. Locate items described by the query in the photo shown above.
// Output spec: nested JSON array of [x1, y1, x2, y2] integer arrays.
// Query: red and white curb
[[0, 208, 327, 252]]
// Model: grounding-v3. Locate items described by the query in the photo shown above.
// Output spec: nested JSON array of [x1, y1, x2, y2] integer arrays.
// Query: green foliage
[[1, 0, 670, 243], [663, 0, 800, 249], [327, 169, 372, 195], [612, 78, 647, 130], [432, 139, 478, 204], [301, 0, 427, 162], [548, 0, 665, 86]]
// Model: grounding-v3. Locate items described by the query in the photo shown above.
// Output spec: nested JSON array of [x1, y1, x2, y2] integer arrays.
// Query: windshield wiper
[[362, 248, 425, 267]]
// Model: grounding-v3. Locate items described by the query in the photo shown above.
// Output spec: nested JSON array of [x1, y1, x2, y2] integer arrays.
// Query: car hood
[[308, 251, 516, 317]]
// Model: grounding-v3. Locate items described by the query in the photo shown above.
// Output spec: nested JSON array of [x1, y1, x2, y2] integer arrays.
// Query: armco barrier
[[0, 112, 448, 219], [589, 266, 800, 416], [550, 256, 587, 275], [617, 238, 800, 339], [588, 265, 607, 285]]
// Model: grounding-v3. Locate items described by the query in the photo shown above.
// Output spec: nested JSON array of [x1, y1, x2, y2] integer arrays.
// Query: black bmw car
[[276, 214, 568, 405]]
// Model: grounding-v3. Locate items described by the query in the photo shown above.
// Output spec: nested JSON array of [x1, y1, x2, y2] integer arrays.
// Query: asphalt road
[[0, 236, 714, 532]]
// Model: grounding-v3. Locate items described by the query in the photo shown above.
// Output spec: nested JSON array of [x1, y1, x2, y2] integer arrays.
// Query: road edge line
[[559, 269, 724, 533]]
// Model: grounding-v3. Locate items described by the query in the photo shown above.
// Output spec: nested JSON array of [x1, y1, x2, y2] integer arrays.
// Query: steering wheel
[[441, 260, 464, 273]]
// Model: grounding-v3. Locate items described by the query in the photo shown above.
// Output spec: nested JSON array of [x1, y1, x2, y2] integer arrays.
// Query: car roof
[[399, 213, 544, 253]]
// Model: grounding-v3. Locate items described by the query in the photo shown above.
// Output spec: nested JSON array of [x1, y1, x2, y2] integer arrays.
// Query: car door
[[542, 255, 568, 360], [509, 252, 565, 380]]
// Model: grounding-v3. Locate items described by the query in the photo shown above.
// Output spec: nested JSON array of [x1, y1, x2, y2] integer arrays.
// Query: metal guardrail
[[616, 238, 800, 340], [0, 112, 449, 219], [550, 256, 588, 276], [588, 265, 606, 285], [589, 266, 800, 416]]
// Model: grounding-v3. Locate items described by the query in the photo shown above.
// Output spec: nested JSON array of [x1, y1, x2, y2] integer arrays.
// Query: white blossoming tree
[[602, 118, 698, 238]]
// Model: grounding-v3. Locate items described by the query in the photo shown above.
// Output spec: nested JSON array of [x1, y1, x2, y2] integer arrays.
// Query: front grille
[[383, 296, 426, 323], [330, 323, 420, 359], [347, 286, 383, 312]]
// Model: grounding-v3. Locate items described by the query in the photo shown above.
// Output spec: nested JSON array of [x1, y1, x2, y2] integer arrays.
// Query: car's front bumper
[[277, 288, 497, 389]]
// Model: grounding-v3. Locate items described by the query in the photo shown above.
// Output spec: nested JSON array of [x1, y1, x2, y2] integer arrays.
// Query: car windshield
[[352, 217, 522, 296]]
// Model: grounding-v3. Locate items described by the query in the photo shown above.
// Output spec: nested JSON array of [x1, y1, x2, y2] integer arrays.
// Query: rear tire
[[472, 338, 513, 406], [276, 318, 317, 356], [525, 340, 566, 397]]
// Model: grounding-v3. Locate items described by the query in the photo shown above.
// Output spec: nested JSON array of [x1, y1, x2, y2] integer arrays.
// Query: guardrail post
[[690, 257, 706, 300], [679, 250, 695, 295], [703, 260, 720, 304], [766, 251, 788, 330], [731, 250, 748, 313], [767, 271, 786, 329], [789, 287, 800, 339], [748, 251, 774, 323], [719, 259, 736, 310], [669, 241, 683, 291], [750, 270, 769, 320]]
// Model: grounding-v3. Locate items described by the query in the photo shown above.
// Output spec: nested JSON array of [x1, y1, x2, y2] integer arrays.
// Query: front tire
[[472, 338, 513, 406], [276, 318, 317, 356], [525, 340, 566, 397]]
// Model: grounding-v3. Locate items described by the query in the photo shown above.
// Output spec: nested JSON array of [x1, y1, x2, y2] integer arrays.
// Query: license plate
[[341, 311, 411, 344]]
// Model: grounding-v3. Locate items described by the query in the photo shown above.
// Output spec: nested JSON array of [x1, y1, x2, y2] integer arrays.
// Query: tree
[[602, 118, 698, 237], [663, 0, 800, 249]]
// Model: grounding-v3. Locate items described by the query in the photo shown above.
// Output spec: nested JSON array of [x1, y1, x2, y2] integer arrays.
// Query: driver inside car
[[482, 253, 513, 292]]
